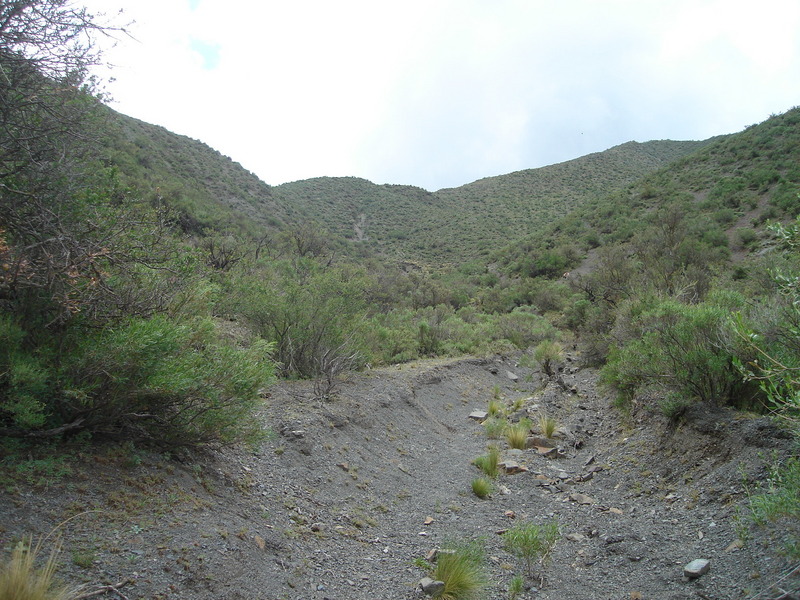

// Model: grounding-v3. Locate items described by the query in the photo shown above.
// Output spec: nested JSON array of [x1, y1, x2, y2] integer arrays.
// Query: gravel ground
[[1, 354, 798, 600]]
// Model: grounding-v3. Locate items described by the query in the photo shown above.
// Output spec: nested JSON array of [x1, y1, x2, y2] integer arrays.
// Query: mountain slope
[[100, 106, 715, 265]]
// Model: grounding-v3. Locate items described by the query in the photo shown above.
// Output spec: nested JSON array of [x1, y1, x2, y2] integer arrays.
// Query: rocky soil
[[1, 354, 799, 599]]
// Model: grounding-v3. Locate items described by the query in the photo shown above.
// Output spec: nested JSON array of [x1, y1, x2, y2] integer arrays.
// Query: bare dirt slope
[[1, 354, 798, 599]]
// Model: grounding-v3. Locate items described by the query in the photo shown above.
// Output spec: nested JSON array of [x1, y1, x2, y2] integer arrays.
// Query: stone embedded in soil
[[500, 460, 528, 474], [506, 370, 519, 381], [468, 410, 488, 421], [683, 558, 711, 579], [527, 436, 556, 449], [569, 492, 596, 505], [419, 577, 445, 596]]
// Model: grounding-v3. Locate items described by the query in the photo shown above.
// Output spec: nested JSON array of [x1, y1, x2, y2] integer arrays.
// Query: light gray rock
[[683, 558, 711, 579], [506, 370, 519, 381], [419, 577, 445, 596], [468, 410, 488, 421]]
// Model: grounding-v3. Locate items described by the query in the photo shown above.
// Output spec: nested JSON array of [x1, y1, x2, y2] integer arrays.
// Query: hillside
[[100, 107, 713, 265]]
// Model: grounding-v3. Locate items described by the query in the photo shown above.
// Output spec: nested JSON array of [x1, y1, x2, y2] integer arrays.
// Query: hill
[[100, 107, 714, 265]]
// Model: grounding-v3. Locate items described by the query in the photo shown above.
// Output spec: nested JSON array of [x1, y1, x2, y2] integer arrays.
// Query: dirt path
[[1, 355, 797, 599]]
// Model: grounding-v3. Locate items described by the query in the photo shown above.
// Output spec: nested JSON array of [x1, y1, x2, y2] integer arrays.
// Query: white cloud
[[85, 0, 800, 190]]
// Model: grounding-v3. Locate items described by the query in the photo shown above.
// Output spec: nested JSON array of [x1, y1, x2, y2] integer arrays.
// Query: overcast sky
[[86, 0, 800, 191]]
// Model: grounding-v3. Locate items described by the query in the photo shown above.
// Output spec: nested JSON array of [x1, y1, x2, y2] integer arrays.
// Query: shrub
[[471, 477, 493, 499], [601, 295, 754, 407], [59, 315, 275, 448], [532, 340, 563, 378], [503, 521, 560, 581], [432, 539, 490, 599]]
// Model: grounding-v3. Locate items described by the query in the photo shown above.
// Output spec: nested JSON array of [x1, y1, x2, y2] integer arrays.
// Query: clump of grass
[[433, 539, 489, 599], [503, 521, 560, 581], [743, 456, 800, 558], [537, 413, 558, 439], [488, 399, 505, 418], [472, 446, 500, 478], [482, 417, 507, 440], [0, 537, 81, 600], [471, 477, 493, 499], [505, 424, 528, 450], [508, 574, 525, 600]]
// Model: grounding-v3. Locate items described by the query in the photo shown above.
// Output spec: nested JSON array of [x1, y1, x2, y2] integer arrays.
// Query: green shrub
[[532, 340, 563, 378], [742, 456, 800, 558], [59, 315, 275, 447], [503, 521, 560, 580], [601, 295, 754, 407], [0, 316, 51, 430]]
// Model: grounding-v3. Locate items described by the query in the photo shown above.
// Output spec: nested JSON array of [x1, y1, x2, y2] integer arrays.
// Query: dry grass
[[0, 537, 81, 600]]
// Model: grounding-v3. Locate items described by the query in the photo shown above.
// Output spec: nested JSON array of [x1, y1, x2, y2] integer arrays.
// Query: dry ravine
[[1, 354, 798, 600]]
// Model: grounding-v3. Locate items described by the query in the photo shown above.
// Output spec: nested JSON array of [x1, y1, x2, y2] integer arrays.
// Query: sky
[[85, 0, 800, 191]]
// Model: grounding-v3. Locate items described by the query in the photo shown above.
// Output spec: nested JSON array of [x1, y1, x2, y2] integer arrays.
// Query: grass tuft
[[0, 537, 81, 600], [471, 477, 493, 499], [505, 424, 528, 450], [472, 446, 500, 478], [433, 539, 489, 599]]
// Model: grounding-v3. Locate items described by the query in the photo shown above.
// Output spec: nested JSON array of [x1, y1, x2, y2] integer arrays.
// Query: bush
[[59, 315, 275, 448], [601, 295, 754, 407], [532, 340, 563, 378], [503, 521, 560, 581]]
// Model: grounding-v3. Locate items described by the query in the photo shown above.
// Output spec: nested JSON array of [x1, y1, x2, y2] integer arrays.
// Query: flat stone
[[569, 492, 596, 505], [506, 370, 519, 381], [527, 436, 556, 449], [683, 558, 711, 579], [500, 460, 528, 474], [469, 410, 488, 421]]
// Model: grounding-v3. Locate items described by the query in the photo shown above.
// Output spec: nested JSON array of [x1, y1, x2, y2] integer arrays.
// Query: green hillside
[[100, 107, 714, 265]]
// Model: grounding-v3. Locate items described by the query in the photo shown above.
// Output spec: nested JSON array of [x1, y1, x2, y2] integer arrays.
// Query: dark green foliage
[[601, 294, 757, 407], [59, 316, 274, 447], [0, 314, 275, 447]]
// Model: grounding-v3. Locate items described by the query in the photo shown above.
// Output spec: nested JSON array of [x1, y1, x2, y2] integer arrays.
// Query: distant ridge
[[101, 106, 717, 264]]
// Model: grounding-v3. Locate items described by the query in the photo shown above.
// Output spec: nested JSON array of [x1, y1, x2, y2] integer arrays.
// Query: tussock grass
[[0, 537, 80, 600], [433, 539, 489, 599], [505, 424, 528, 450], [472, 446, 500, 478], [483, 417, 507, 440], [537, 414, 558, 439], [471, 477, 493, 499]]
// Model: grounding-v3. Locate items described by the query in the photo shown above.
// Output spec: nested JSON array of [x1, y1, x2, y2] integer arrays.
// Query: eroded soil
[[1, 354, 798, 599]]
